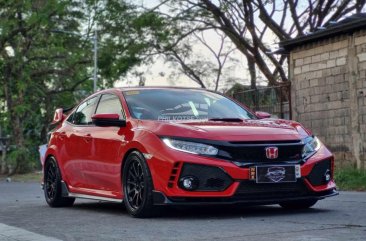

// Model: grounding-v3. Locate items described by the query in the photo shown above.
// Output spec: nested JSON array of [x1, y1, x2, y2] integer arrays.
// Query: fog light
[[179, 176, 199, 191], [324, 169, 331, 183]]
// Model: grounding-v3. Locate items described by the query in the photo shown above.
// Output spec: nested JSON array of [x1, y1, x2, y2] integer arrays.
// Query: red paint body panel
[[44, 87, 337, 203]]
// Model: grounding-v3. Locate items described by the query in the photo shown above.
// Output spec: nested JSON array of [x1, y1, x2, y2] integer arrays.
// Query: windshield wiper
[[208, 118, 243, 122]]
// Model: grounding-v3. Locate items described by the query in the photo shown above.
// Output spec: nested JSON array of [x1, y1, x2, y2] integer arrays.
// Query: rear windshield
[[122, 89, 255, 121]]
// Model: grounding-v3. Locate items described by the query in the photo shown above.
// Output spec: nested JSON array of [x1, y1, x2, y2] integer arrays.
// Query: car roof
[[110, 86, 208, 92]]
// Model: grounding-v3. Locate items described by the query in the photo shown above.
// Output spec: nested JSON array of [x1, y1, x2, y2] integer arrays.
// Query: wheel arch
[[121, 148, 141, 176], [120, 146, 155, 196], [43, 154, 67, 182]]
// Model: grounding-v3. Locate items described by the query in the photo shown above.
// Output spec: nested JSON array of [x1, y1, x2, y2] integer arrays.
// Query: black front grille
[[179, 163, 233, 191], [216, 141, 304, 163], [235, 180, 310, 199], [307, 159, 331, 186]]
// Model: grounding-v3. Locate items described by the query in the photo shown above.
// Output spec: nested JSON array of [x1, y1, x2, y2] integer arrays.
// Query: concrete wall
[[289, 30, 366, 169]]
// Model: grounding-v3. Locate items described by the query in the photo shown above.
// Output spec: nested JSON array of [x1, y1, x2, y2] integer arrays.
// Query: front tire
[[44, 157, 75, 207], [122, 151, 157, 218], [279, 199, 317, 209]]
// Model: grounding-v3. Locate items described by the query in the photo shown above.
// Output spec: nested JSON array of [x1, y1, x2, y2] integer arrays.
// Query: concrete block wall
[[290, 30, 366, 168]]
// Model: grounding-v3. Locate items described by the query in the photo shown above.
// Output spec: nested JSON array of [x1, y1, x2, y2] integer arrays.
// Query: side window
[[66, 111, 75, 123], [95, 94, 124, 119], [73, 96, 99, 125]]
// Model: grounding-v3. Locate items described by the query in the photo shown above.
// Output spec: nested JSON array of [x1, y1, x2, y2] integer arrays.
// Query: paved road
[[0, 181, 365, 241]]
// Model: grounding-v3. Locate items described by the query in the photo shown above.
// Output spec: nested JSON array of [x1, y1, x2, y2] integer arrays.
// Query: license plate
[[249, 165, 301, 183]]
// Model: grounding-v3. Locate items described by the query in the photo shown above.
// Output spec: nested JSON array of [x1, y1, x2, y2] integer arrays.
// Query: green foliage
[[335, 166, 366, 191], [7, 147, 37, 174], [0, 0, 165, 174]]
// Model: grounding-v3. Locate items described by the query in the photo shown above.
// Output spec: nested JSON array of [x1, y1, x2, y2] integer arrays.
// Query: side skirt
[[61, 181, 123, 203]]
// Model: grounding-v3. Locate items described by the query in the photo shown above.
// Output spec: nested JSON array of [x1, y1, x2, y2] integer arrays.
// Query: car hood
[[138, 118, 310, 142]]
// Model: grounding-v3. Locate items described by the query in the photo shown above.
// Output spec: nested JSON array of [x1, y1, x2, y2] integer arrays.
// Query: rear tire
[[44, 157, 75, 207], [279, 199, 317, 209], [122, 151, 157, 218]]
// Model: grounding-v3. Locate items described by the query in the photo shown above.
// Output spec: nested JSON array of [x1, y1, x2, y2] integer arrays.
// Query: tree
[[0, 0, 93, 173], [163, 29, 237, 90], [0, 0, 161, 174], [154, 0, 366, 87]]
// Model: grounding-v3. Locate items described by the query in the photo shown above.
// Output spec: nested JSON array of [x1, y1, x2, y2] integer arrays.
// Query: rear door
[[63, 95, 100, 189]]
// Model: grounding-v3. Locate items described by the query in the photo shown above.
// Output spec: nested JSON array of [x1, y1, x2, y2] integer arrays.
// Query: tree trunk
[[0, 126, 7, 174], [3, 64, 26, 175], [248, 58, 258, 110]]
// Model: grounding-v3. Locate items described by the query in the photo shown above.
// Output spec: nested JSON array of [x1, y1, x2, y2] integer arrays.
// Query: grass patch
[[335, 166, 366, 191], [0, 172, 42, 183]]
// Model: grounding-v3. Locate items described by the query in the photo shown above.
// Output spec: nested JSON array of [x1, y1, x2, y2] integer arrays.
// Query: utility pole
[[51, 29, 98, 93], [93, 27, 98, 93]]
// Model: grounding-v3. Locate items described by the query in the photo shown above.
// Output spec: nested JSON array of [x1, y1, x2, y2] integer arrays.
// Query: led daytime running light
[[302, 136, 321, 159], [163, 138, 218, 156]]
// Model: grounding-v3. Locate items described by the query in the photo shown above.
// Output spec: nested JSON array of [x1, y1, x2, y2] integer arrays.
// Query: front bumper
[[148, 142, 338, 204]]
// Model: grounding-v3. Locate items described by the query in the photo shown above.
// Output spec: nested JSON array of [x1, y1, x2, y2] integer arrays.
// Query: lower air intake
[[307, 159, 332, 186], [179, 163, 233, 191]]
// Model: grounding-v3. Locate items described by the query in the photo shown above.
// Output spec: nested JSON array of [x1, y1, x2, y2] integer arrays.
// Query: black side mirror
[[91, 114, 126, 127]]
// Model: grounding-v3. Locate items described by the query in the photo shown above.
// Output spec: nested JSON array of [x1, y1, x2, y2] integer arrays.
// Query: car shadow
[[71, 201, 126, 215], [70, 200, 331, 219]]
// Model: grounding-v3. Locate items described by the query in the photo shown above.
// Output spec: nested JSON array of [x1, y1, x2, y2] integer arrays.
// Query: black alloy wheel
[[45, 160, 57, 200], [44, 157, 75, 207], [123, 151, 157, 218], [126, 160, 145, 209]]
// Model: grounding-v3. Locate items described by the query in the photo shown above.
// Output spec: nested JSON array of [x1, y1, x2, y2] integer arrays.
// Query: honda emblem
[[265, 147, 278, 159]]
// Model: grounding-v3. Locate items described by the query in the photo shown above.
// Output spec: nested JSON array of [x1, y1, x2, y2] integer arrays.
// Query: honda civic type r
[[43, 87, 338, 217]]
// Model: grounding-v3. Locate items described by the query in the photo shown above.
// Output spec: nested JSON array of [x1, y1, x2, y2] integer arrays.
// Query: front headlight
[[162, 138, 218, 156], [302, 136, 321, 159]]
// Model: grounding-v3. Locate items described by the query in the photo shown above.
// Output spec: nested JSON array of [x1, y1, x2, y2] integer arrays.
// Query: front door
[[83, 93, 127, 197]]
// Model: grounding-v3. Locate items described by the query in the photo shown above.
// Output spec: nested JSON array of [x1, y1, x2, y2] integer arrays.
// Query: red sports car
[[43, 87, 338, 217]]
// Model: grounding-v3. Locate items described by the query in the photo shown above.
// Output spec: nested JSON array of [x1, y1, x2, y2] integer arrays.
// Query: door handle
[[59, 131, 66, 140], [83, 133, 92, 143]]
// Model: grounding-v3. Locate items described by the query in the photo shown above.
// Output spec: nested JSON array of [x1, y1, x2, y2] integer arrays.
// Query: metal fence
[[232, 84, 291, 120]]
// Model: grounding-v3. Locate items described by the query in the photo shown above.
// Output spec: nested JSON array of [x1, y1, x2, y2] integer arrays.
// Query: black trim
[[65, 91, 127, 127], [161, 136, 304, 165], [152, 189, 338, 206], [307, 159, 332, 186], [160, 136, 303, 148], [178, 163, 233, 191], [281, 14, 366, 50], [61, 181, 70, 197]]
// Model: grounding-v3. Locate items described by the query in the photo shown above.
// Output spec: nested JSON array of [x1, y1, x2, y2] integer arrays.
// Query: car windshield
[[123, 89, 255, 121]]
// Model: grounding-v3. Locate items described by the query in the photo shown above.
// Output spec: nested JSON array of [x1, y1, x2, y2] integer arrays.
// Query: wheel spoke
[[128, 171, 136, 180], [137, 163, 141, 175], [128, 188, 136, 195], [132, 162, 138, 177], [138, 191, 143, 206], [132, 192, 139, 207], [47, 168, 55, 180], [127, 180, 137, 186]]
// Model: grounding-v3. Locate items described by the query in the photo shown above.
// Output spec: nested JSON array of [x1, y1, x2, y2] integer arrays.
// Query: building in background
[[280, 13, 366, 169]]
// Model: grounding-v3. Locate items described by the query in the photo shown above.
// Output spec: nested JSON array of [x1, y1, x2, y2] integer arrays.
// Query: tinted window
[[73, 96, 99, 125], [95, 94, 124, 119], [66, 112, 74, 123], [123, 89, 255, 121]]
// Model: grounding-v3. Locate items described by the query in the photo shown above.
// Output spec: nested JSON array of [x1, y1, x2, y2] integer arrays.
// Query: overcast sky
[[115, 0, 271, 92]]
